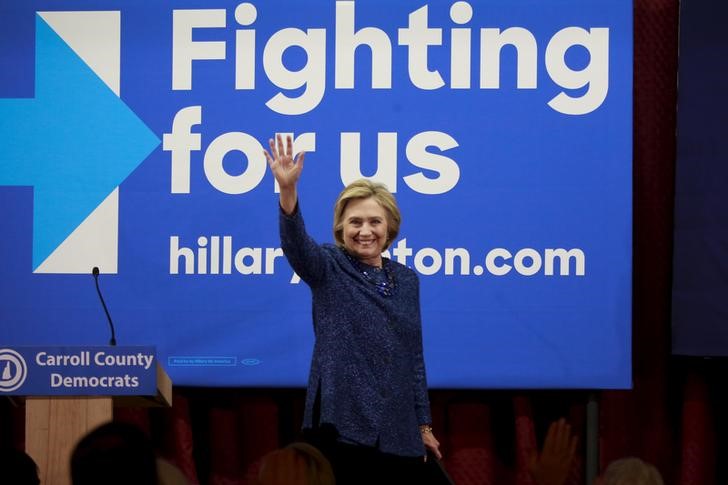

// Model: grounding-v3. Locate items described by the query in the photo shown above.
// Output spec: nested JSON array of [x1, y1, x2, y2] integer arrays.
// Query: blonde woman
[[265, 134, 440, 483]]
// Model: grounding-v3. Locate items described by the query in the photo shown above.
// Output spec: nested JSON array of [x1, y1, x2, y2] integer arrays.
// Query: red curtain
[[4, 1, 720, 484]]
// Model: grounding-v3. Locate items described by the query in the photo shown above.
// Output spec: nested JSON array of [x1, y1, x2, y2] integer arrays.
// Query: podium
[[0, 346, 171, 485]]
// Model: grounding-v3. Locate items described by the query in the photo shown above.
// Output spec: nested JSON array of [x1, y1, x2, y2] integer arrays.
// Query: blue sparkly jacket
[[280, 206, 432, 457]]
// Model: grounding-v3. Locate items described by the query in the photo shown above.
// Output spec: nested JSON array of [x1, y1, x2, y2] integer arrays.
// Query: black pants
[[304, 392, 441, 484], [302, 426, 438, 485], [319, 440, 426, 485]]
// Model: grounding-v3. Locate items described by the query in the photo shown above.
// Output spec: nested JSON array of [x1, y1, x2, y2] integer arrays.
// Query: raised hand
[[264, 134, 305, 215], [528, 418, 578, 485], [264, 134, 305, 191]]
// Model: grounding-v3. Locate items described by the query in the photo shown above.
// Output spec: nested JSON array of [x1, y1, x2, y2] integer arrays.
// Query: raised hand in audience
[[528, 418, 578, 485]]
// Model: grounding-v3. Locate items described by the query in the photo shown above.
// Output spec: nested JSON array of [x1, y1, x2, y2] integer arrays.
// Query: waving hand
[[264, 134, 305, 214]]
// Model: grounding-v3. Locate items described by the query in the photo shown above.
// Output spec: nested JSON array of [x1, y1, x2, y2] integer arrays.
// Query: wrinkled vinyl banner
[[0, 0, 632, 388]]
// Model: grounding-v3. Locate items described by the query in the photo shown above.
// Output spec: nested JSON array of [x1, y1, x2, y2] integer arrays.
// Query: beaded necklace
[[342, 248, 396, 297]]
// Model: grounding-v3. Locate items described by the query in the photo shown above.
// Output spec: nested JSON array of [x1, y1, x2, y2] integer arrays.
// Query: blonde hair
[[333, 179, 401, 251], [601, 458, 664, 485], [258, 442, 335, 485], [285, 442, 335, 485]]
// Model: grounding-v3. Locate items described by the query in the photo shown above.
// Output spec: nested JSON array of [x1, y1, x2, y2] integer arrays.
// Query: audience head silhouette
[[1, 446, 40, 485], [258, 441, 335, 485], [597, 457, 664, 485], [70, 421, 157, 485]]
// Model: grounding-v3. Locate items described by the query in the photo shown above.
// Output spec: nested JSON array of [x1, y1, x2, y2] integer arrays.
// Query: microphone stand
[[92, 267, 117, 346]]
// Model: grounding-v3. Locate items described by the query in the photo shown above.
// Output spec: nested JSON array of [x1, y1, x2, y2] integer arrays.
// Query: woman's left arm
[[415, 356, 441, 460], [420, 425, 441, 461], [411, 275, 442, 460]]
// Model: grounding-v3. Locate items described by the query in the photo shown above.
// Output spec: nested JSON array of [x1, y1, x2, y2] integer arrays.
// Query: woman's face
[[341, 197, 389, 267]]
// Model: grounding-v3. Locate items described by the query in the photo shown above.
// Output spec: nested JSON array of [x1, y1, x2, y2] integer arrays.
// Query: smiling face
[[341, 197, 389, 267]]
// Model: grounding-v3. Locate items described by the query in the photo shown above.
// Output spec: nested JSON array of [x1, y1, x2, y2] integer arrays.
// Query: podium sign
[[2, 346, 172, 485], [0, 346, 156, 396]]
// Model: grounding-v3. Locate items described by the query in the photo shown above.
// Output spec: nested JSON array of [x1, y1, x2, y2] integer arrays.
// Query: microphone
[[92, 267, 117, 346]]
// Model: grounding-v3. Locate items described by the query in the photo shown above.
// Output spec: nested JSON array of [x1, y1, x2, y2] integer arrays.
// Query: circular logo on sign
[[0, 349, 28, 392]]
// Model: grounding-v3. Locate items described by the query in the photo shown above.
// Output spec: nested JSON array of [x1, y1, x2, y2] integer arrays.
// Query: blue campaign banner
[[0, 0, 632, 388], [0, 346, 157, 396]]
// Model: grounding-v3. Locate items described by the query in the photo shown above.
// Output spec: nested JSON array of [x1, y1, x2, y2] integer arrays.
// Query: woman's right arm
[[264, 134, 303, 215], [265, 134, 326, 286]]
